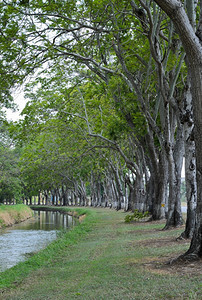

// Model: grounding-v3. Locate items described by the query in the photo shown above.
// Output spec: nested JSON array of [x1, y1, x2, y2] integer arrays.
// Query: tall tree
[[0, 1, 189, 224], [154, 0, 202, 258]]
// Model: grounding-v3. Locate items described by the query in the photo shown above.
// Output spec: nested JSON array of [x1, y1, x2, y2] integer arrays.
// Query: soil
[[126, 219, 202, 277], [79, 214, 86, 222], [0, 209, 33, 228], [140, 235, 202, 276]]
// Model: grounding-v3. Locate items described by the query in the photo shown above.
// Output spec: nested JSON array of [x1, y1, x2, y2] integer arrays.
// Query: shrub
[[124, 209, 149, 223]]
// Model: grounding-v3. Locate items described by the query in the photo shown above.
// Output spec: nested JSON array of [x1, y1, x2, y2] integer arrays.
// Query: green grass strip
[[0, 207, 201, 299], [0, 206, 96, 289]]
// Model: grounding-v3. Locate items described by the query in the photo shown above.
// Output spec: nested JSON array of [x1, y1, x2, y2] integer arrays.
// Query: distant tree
[[0, 123, 22, 203]]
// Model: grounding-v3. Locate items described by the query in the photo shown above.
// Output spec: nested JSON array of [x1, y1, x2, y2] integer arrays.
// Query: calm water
[[0, 210, 75, 272]]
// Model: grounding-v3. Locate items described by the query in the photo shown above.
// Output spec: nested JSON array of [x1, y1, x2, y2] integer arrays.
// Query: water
[[0, 210, 75, 272]]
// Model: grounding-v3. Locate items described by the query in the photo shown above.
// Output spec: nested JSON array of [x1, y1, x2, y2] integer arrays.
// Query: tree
[[153, 0, 202, 258], [17, 73, 134, 210], [0, 122, 22, 203], [0, 1, 192, 226]]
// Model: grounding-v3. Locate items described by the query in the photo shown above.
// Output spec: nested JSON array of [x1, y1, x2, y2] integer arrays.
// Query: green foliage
[[0, 124, 23, 203], [0, 0, 191, 215], [124, 209, 149, 223]]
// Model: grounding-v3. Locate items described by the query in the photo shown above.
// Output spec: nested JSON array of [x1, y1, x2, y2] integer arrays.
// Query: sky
[[5, 90, 27, 122]]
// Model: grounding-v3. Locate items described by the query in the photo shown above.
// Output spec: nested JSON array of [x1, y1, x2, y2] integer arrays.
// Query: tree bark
[[154, 0, 202, 258], [179, 72, 197, 239], [164, 117, 184, 229], [146, 135, 168, 220]]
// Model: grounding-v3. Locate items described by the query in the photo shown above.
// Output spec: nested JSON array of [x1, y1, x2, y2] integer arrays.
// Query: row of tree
[[0, 0, 201, 259]]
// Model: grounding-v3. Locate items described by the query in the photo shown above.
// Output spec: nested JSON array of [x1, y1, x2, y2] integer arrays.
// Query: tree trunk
[[105, 176, 114, 208], [71, 190, 75, 206], [179, 72, 197, 239], [154, 0, 202, 258], [96, 181, 102, 207], [150, 153, 168, 220], [38, 192, 40, 205], [144, 131, 168, 220], [164, 122, 184, 229], [101, 183, 108, 207], [110, 164, 125, 210], [126, 174, 146, 212], [111, 179, 119, 209], [124, 179, 129, 211], [185, 63, 202, 257]]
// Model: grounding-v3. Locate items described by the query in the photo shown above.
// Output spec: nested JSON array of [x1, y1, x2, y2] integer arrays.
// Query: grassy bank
[[0, 207, 201, 299], [0, 204, 33, 228], [0, 206, 94, 290], [30, 205, 88, 221]]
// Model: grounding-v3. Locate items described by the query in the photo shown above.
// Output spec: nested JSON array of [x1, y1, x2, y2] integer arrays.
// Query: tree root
[[176, 235, 186, 241], [167, 252, 200, 265], [146, 216, 153, 222], [176, 232, 188, 241], [176, 230, 193, 241]]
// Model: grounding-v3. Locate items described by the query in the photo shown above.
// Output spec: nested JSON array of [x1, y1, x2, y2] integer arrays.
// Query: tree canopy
[[0, 0, 202, 259]]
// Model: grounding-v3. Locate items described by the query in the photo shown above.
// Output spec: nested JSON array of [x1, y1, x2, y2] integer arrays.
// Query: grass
[[0, 207, 201, 299], [0, 204, 33, 228], [0, 204, 29, 212]]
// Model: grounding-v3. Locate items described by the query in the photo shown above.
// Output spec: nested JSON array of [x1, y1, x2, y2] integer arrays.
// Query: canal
[[0, 210, 75, 272]]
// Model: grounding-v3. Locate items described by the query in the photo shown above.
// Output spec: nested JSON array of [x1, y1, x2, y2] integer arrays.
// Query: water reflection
[[18, 210, 75, 231], [0, 210, 75, 272]]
